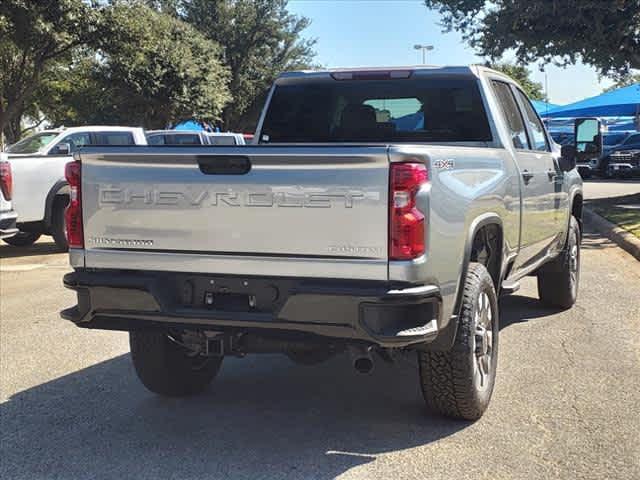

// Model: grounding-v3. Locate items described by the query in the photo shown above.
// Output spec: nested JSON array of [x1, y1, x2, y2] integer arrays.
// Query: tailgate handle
[[197, 155, 251, 175]]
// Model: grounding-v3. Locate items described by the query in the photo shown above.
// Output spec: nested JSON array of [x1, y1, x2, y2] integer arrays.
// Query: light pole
[[414, 44, 434, 64]]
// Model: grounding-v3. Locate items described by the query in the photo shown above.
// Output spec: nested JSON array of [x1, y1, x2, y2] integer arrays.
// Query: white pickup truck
[[4, 126, 147, 249], [0, 153, 19, 240]]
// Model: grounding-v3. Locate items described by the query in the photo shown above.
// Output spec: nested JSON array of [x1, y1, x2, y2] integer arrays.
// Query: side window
[[514, 89, 549, 151], [491, 81, 530, 150], [147, 135, 165, 145], [208, 136, 237, 145], [625, 134, 640, 146], [93, 132, 135, 145], [173, 134, 201, 145], [55, 132, 91, 154]]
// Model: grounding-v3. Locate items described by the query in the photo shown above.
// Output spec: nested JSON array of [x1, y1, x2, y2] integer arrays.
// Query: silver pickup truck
[[61, 66, 589, 420]]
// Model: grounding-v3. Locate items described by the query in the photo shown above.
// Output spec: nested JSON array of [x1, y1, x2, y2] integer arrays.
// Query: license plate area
[[203, 292, 251, 311], [171, 274, 294, 314]]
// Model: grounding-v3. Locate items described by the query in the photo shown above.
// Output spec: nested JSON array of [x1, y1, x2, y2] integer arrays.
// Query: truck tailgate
[[79, 146, 390, 280]]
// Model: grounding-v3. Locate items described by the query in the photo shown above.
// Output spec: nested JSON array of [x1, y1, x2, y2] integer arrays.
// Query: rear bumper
[[0, 211, 18, 239], [61, 269, 446, 348]]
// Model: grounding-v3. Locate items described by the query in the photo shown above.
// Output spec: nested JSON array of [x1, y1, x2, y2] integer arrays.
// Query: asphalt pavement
[[1, 226, 639, 480]]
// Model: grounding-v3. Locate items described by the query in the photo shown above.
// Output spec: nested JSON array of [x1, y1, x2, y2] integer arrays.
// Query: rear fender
[[452, 213, 504, 317], [44, 180, 69, 229]]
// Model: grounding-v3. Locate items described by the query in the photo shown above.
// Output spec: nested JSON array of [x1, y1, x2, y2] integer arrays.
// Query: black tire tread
[[537, 216, 580, 309], [51, 196, 69, 252], [130, 331, 222, 397], [418, 263, 498, 420], [2, 231, 41, 247]]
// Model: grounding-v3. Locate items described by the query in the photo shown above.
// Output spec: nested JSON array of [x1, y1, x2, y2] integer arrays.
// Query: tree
[[0, 0, 97, 143], [40, 2, 231, 129], [179, 0, 316, 130], [425, 0, 640, 79], [603, 74, 640, 93], [488, 62, 545, 101]]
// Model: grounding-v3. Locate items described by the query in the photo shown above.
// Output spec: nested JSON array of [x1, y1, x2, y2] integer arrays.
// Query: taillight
[[64, 161, 83, 248], [0, 161, 12, 200], [389, 162, 428, 260]]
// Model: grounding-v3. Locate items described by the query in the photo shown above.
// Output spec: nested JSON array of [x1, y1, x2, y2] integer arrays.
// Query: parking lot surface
[[1, 226, 639, 480]]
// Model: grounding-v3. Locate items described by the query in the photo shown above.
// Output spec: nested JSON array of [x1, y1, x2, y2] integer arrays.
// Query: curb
[[583, 208, 640, 261]]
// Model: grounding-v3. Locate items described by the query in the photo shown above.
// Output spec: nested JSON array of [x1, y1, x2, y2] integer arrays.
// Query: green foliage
[[603, 74, 640, 93], [425, 0, 640, 79], [488, 62, 545, 101], [26, 2, 232, 131], [180, 0, 317, 130], [0, 0, 97, 143], [93, 1, 231, 128], [1, 0, 314, 142]]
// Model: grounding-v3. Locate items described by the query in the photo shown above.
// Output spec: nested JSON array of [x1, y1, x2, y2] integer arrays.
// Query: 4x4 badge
[[434, 159, 455, 170]]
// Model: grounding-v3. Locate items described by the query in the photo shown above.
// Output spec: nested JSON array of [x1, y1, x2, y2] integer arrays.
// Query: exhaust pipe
[[349, 345, 374, 374]]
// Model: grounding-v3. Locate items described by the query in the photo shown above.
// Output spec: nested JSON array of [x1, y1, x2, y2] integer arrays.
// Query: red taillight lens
[[389, 162, 428, 260], [64, 161, 83, 248], [0, 161, 12, 201]]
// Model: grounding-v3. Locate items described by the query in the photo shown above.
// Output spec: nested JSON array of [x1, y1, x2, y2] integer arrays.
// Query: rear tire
[[418, 262, 499, 420], [51, 196, 69, 251], [130, 331, 223, 396], [537, 216, 581, 309], [2, 231, 41, 247]]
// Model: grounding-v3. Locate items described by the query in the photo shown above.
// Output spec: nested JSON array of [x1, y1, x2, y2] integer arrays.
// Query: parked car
[[146, 130, 209, 145], [603, 131, 633, 150], [61, 66, 585, 420], [146, 130, 246, 146], [600, 131, 640, 177], [203, 132, 245, 145], [4, 126, 147, 249], [0, 153, 19, 240]]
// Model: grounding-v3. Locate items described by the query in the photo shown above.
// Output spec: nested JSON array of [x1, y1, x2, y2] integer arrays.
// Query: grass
[[586, 193, 640, 239]]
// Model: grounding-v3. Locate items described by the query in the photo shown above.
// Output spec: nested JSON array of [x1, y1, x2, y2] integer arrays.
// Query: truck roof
[[276, 65, 515, 84], [39, 126, 144, 135]]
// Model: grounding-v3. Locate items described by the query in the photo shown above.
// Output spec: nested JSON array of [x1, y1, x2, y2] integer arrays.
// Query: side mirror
[[574, 118, 602, 157], [51, 143, 71, 155], [560, 145, 577, 172]]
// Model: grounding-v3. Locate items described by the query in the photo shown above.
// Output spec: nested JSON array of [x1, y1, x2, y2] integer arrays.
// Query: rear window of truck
[[260, 77, 492, 143]]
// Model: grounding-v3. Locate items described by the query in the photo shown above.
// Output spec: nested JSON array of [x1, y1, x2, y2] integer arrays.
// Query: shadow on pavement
[[0, 288, 567, 479], [499, 294, 563, 328], [0, 241, 63, 259], [1, 350, 467, 479]]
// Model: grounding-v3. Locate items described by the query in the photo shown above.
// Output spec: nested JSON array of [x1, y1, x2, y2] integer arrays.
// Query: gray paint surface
[[75, 66, 582, 327]]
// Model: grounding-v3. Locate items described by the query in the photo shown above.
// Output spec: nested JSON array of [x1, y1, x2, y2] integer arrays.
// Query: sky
[[288, 0, 614, 106]]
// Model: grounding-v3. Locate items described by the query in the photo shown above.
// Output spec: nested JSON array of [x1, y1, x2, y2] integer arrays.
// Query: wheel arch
[[452, 213, 504, 317], [570, 190, 583, 233], [44, 180, 69, 230]]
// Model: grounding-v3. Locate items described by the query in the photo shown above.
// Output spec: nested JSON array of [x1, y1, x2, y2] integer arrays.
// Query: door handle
[[547, 169, 557, 181], [522, 170, 534, 184]]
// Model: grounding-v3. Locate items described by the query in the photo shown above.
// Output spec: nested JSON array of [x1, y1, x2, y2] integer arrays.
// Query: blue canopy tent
[[173, 120, 205, 131], [545, 83, 640, 118], [531, 100, 559, 115]]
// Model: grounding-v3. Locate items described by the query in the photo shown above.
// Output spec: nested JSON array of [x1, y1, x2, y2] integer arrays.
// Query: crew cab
[[4, 126, 147, 249], [61, 66, 586, 420], [0, 153, 18, 240]]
